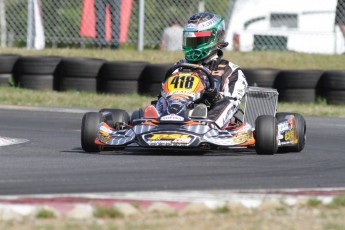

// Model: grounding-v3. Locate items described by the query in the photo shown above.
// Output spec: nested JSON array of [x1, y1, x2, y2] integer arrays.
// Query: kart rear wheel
[[255, 115, 278, 155], [276, 112, 306, 152], [81, 112, 102, 153], [99, 108, 130, 128]]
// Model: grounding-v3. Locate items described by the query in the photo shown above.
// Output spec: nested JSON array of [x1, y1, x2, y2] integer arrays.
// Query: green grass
[[0, 86, 153, 110], [214, 205, 231, 214], [93, 206, 123, 219], [36, 209, 56, 219], [307, 197, 323, 207], [328, 194, 345, 208]]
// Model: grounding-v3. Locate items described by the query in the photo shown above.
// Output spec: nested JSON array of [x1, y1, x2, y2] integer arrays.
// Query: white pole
[[27, 0, 34, 49], [33, 0, 45, 49], [138, 0, 144, 51], [198, 0, 205, 12], [0, 0, 7, 47]]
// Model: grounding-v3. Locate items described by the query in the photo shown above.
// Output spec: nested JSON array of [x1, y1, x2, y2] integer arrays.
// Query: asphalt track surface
[[0, 107, 344, 195]]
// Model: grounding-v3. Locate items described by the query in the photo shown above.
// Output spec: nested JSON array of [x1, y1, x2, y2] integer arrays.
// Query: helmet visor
[[183, 31, 213, 47]]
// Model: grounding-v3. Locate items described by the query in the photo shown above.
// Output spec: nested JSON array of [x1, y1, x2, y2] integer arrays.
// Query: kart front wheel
[[81, 112, 101, 153], [255, 115, 278, 155]]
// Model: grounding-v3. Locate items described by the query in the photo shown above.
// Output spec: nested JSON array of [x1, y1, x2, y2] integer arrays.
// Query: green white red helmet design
[[183, 12, 226, 62]]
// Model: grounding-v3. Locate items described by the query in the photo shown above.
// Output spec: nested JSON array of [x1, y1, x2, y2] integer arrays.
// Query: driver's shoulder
[[221, 59, 240, 71]]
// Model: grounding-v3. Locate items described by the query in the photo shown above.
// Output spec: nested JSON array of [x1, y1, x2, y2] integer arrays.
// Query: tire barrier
[[320, 70, 345, 105], [276, 70, 324, 102], [242, 68, 280, 88], [98, 61, 148, 94], [0, 54, 344, 104], [13, 56, 61, 90], [55, 58, 105, 92], [139, 63, 173, 97], [0, 54, 21, 86]]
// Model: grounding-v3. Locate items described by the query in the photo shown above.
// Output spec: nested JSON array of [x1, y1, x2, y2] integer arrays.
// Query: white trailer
[[225, 0, 345, 54]]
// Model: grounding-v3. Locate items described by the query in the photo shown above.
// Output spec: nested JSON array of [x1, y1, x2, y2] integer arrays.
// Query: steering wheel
[[164, 63, 215, 90]]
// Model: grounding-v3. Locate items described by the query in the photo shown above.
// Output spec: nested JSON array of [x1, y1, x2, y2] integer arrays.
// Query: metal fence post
[[27, 0, 34, 49], [0, 0, 7, 47], [198, 0, 205, 12], [138, 0, 145, 51]]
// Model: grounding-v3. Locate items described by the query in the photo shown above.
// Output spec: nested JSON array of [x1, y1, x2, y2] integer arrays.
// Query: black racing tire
[[99, 61, 148, 80], [140, 63, 173, 83], [81, 112, 102, 153], [321, 70, 345, 90], [276, 70, 323, 89], [130, 108, 144, 125], [57, 58, 105, 78], [139, 82, 162, 96], [325, 90, 345, 105], [255, 115, 278, 155], [0, 54, 21, 73], [278, 89, 316, 102], [276, 112, 306, 152], [13, 74, 54, 90], [57, 77, 97, 92], [138, 63, 173, 96], [242, 68, 280, 88], [97, 79, 139, 94], [99, 108, 130, 128], [13, 56, 61, 75]]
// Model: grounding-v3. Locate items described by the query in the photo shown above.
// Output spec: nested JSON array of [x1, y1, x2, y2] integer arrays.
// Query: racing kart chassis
[[81, 86, 306, 155]]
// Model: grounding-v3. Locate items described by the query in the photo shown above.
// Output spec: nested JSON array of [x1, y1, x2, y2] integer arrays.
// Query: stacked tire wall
[[13, 56, 61, 90], [0, 54, 21, 86], [275, 70, 323, 103], [55, 58, 105, 92], [1, 54, 345, 104], [320, 71, 345, 105], [98, 61, 148, 94]]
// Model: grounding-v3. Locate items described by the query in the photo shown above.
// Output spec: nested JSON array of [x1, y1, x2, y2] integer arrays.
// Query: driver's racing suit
[[156, 51, 248, 129]]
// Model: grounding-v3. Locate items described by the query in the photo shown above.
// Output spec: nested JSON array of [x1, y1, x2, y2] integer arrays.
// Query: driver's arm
[[223, 68, 247, 101]]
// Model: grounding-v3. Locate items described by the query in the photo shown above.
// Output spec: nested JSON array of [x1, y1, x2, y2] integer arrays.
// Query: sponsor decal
[[185, 23, 196, 29], [98, 134, 110, 143], [149, 133, 190, 140], [184, 32, 196, 37], [167, 90, 195, 96], [160, 115, 184, 121], [278, 121, 290, 132], [232, 135, 250, 144], [144, 133, 193, 146], [279, 129, 298, 146], [280, 140, 294, 146], [198, 15, 221, 30], [284, 131, 294, 141], [99, 124, 112, 134]]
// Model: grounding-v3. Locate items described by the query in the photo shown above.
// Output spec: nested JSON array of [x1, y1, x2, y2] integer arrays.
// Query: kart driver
[[156, 12, 248, 129]]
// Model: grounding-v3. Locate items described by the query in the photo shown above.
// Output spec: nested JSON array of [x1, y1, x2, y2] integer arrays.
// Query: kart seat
[[190, 104, 207, 119]]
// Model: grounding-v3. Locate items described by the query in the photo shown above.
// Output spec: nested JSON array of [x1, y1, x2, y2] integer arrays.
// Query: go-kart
[[81, 63, 306, 155]]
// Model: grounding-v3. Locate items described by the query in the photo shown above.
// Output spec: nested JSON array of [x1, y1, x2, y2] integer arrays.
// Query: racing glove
[[203, 88, 220, 106]]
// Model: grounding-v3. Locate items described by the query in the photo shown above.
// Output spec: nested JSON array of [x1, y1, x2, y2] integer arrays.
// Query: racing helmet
[[182, 12, 226, 62]]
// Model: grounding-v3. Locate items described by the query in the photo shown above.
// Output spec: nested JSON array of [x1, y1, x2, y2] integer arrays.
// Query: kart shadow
[[66, 147, 257, 157]]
